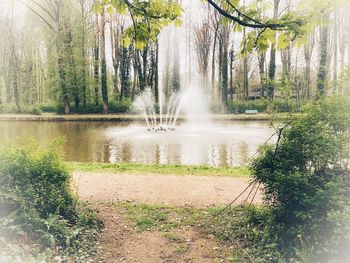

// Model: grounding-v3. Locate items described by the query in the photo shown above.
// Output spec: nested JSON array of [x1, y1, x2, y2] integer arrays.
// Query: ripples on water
[[0, 121, 275, 167]]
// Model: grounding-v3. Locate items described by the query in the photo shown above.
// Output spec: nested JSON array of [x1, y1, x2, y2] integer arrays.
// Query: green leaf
[[92, 2, 103, 13]]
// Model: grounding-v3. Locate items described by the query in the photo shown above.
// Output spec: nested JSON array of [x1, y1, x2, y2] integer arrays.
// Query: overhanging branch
[[207, 0, 285, 30]]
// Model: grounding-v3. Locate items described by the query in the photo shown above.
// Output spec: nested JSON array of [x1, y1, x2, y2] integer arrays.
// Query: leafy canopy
[[92, 0, 183, 49], [207, 0, 350, 56]]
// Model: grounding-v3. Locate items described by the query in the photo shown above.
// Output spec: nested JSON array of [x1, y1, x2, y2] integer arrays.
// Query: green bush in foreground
[[209, 98, 350, 262], [250, 98, 350, 261], [0, 139, 100, 259]]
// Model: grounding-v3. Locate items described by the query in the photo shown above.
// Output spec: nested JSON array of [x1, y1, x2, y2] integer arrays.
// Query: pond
[[0, 120, 275, 167]]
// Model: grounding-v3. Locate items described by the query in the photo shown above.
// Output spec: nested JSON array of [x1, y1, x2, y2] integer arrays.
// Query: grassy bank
[[68, 162, 250, 177], [0, 112, 297, 122]]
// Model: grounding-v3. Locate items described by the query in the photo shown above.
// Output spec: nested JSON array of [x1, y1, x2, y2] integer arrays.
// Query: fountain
[[132, 88, 179, 132], [132, 78, 212, 132]]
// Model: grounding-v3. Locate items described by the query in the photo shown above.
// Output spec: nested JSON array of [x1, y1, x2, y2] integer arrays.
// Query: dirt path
[[93, 204, 232, 263], [73, 172, 262, 207]]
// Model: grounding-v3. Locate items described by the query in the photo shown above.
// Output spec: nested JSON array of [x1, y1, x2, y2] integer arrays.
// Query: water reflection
[[0, 120, 275, 167]]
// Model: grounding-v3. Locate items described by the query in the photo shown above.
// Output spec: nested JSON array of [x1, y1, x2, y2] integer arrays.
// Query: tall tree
[[99, 9, 109, 113], [316, 12, 330, 97], [267, 0, 280, 99]]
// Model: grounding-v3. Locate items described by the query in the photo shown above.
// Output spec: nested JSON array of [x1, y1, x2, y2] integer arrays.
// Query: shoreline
[[0, 112, 289, 122]]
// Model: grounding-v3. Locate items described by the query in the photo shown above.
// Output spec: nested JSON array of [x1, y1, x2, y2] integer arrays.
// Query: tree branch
[[18, 0, 55, 31], [226, 0, 262, 25], [123, 0, 178, 20], [207, 0, 285, 30]]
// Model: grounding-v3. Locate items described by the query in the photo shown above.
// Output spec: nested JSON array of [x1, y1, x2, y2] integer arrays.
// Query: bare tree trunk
[[258, 52, 266, 97], [79, 0, 87, 108], [317, 13, 330, 98], [229, 48, 235, 100], [332, 19, 338, 95], [242, 29, 248, 100], [100, 10, 109, 114], [222, 26, 229, 108], [211, 16, 219, 101], [58, 23, 70, 114], [154, 41, 159, 104], [267, 0, 280, 100], [94, 15, 100, 106]]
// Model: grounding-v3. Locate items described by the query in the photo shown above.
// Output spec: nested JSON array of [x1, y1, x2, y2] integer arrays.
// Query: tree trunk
[[258, 51, 266, 97], [154, 41, 159, 104], [332, 22, 338, 95], [317, 14, 330, 98], [58, 24, 70, 114], [211, 20, 219, 101], [100, 11, 109, 114], [94, 16, 100, 106], [267, 0, 280, 100], [80, 1, 87, 108], [221, 27, 228, 108]]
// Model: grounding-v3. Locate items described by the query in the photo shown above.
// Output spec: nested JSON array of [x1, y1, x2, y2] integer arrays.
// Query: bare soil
[[73, 172, 262, 207], [73, 172, 261, 262], [93, 204, 232, 263]]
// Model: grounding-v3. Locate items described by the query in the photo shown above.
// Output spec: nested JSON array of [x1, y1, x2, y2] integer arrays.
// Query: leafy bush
[[0, 104, 43, 115], [38, 102, 58, 113], [0, 139, 100, 251], [208, 206, 283, 262], [225, 98, 303, 114], [0, 104, 19, 114], [56, 100, 132, 114], [250, 97, 350, 261]]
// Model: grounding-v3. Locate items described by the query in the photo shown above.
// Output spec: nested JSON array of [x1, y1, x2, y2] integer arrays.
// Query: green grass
[[114, 202, 208, 232], [67, 162, 250, 177]]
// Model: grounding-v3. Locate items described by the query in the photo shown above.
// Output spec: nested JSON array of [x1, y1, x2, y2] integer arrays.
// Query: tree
[[267, 0, 280, 99], [194, 21, 211, 89], [92, 0, 183, 49], [316, 12, 330, 97], [99, 9, 109, 113]]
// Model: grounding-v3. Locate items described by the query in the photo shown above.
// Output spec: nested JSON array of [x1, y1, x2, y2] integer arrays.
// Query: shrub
[[0, 104, 20, 114], [0, 104, 43, 115], [0, 139, 100, 251], [227, 99, 268, 113], [38, 102, 58, 113], [250, 97, 350, 261], [226, 98, 303, 114], [56, 100, 132, 114]]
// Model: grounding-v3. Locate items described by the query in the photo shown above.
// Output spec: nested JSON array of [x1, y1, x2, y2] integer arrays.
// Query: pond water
[[0, 120, 275, 167]]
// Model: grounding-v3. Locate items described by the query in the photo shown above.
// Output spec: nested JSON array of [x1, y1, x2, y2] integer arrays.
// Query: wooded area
[[0, 0, 349, 115]]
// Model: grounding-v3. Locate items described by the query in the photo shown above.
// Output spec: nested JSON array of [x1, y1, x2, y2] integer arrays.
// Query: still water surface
[[0, 121, 275, 167]]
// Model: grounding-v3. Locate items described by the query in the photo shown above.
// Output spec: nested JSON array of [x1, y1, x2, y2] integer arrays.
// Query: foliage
[[93, 0, 183, 49], [249, 97, 350, 261], [0, 139, 101, 258], [222, 98, 303, 114], [0, 104, 43, 115], [56, 100, 132, 114], [339, 65, 350, 95], [208, 206, 283, 262], [0, 101, 132, 114]]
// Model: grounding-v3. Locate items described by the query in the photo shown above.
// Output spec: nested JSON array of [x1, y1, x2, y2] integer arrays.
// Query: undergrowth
[[0, 138, 102, 262]]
